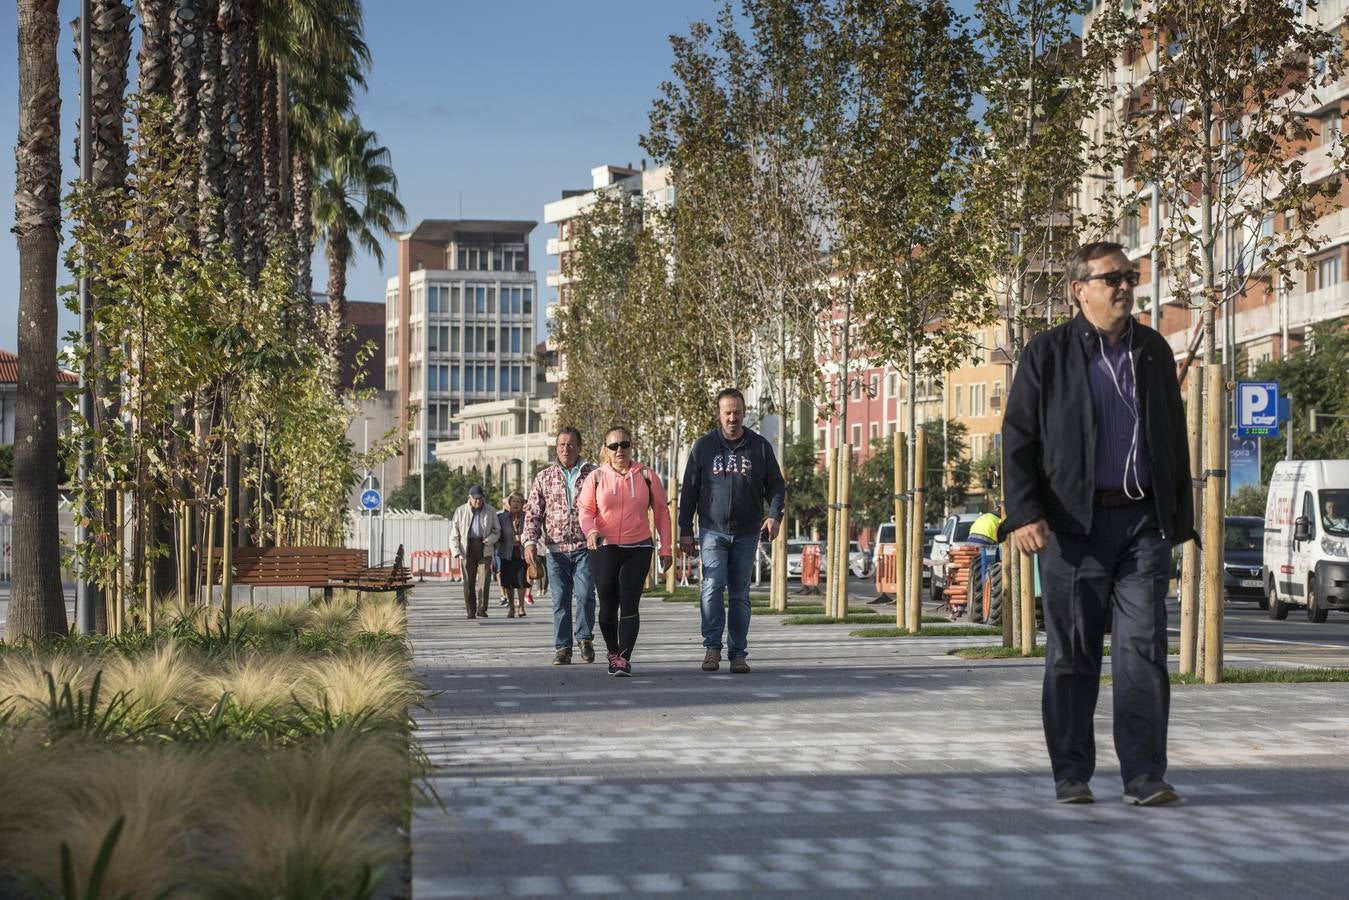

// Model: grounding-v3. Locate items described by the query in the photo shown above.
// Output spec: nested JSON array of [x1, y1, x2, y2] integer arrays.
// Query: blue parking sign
[[1235, 381, 1280, 438]]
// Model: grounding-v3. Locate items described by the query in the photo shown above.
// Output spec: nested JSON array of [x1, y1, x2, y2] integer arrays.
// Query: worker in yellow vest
[[969, 505, 1002, 547]]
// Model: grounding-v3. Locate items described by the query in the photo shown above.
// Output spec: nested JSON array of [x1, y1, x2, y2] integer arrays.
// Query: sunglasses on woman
[[1081, 269, 1140, 288], [606, 440, 632, 451]]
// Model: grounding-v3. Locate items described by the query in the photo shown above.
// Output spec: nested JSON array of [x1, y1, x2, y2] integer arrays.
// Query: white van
[[1264, 460, 1349, 622]]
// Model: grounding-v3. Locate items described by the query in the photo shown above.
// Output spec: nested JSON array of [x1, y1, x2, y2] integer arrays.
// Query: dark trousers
[[462, 538, 491, 617], [1039, 502, 1172, 786], [590, 544, 651, 660]]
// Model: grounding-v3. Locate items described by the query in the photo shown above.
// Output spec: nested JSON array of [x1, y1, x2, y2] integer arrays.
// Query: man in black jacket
[[679, 388, 786, 674], [1001, 241, 1196, 807]]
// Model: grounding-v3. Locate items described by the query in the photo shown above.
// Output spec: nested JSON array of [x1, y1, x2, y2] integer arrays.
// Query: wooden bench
[[203, 544, 412, 604]]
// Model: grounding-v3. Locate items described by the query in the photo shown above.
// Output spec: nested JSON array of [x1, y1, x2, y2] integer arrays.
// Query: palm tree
[[136, 0, 172, 97], [10, 0, 67, 640], [312, 116, 405, 348], [258, 0, 371, 297], [87, 0, 134, 632]]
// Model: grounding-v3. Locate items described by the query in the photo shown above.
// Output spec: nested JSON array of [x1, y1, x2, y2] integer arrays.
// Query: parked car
[[1223, 515, 1266, 606], [785, 539, 815, 580], [870, 523, 939, 590], [847, 541, 870, 577], [1264, 459, 1349, 622], [930, 513, 980, 604]]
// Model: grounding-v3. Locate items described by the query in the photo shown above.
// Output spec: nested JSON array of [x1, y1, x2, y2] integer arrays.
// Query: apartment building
[[542, 163, 673, 384], [1080, 0, 1349, 370], [385, 219, 538, 479]]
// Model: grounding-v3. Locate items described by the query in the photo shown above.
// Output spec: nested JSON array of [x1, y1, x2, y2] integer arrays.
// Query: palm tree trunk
[[326, 228, 351, 350], [88, 0, 134, 633], [197, 0, 224, 248], [219, 0, 249, 272], [292, 149, 314, 297], [237, 0, 264, 280], [136, 0, 173, 97], [10, 0, 68, 641]]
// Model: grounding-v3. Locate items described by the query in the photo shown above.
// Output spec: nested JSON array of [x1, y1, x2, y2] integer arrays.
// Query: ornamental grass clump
[[354, 596, 406, 638], [209, 731, 408, 898], [299, 649, 419, 721], [0, 648, 91, 711], [99, 642, 201, 717], [0, 738, 218, 898], [201, 650, 306, 714]]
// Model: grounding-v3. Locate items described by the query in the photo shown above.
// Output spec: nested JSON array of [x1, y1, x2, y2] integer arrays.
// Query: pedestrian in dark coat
[[1001, 241, 1195, 807]]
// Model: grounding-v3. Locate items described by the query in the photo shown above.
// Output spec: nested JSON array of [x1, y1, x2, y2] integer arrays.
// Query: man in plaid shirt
[[524, 426, 599, 665]]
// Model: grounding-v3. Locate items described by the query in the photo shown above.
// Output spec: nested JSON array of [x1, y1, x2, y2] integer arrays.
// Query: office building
[[386, 219, 539, 479]]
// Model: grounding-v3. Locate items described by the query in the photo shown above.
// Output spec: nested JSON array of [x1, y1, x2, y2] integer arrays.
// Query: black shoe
[[580, 640, 595, 663], [729, 657, 751, 674], [553, 649, 572, 666], [1123, 776, 1179, 806], [1055, 780, 1095, 804]]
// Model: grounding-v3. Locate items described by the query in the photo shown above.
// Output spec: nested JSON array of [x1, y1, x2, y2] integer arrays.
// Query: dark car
[[1224, 515, 1266, 606]]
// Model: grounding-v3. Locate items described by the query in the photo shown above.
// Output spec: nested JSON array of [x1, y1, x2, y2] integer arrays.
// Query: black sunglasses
[[606, 440, 632, 451], [1081, 269, 1140, 288]]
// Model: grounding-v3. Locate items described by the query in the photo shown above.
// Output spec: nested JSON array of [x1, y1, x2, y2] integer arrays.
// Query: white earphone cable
[[1098, 326, 1147, 501]]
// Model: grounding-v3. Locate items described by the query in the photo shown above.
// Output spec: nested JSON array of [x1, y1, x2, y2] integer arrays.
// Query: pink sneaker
[[525, 592, 535, 605]]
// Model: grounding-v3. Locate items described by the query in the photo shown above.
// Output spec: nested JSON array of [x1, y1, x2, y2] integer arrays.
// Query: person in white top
[[449, 485, 500, 619]]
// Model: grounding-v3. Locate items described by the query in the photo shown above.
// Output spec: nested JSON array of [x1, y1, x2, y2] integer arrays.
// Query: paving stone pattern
[[409, 584, 1349, 898]]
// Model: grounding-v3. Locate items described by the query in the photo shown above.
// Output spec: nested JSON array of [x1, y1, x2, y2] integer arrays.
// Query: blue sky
[[0, 0, 978, 353]]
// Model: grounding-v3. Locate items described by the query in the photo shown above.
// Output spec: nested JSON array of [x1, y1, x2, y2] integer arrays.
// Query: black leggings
[[589, 544, 651, 660]]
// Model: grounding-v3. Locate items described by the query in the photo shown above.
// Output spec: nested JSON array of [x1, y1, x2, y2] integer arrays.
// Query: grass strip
[[952, 644, 1182, 660], [781, 613, 897, 626], [1172, 667, 1349, 684], [850, 625, 1005, 638], [948, 645, 1048, 659]]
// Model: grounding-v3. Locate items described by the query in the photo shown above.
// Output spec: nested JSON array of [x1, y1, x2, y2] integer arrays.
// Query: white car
[[781, 539, 868, 579]]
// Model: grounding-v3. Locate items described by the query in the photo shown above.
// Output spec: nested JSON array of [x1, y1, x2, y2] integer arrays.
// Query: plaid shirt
[[522, 460, 597, 552]]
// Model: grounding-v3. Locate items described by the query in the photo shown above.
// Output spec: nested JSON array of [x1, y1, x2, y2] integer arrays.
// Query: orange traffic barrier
[[801, 542, 822, 593], [874, 544, 897, 599], [410, 550, 462, 582]]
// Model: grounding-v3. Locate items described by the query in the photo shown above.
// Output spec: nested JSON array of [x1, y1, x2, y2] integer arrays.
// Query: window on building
[[971, 434, 986, 461], [428, 326, 440, 352], [869, 374, 880, 398], [1316, 254, 1340, 290], [450, 326, 460, 352], [851, 377, 862, 402], [451, 366, 460, 391], [523, 289, 532, 315], [1123, 206, 1140, 250], [510, 327, 521, 354], [953, 386, 963, 417], [887, 373, 897, 397], [851, 424, 861, 448], [870, 422, 880, 443], [486, 367, 495, 392], [486, 328, 496, 353], [972, 383, 986, 417], [475, 286, 486, 314]]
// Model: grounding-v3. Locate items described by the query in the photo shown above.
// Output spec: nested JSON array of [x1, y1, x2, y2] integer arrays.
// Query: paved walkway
[[409, 584, 1349, 898]]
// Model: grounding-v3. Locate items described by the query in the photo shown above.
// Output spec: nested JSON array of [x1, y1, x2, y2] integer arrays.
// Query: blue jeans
[[698, 530, 759, 658], [546, 549, 596, 651]]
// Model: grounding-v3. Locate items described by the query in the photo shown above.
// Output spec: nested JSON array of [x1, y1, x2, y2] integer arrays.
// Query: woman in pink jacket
[[577, 426, 672, 676]]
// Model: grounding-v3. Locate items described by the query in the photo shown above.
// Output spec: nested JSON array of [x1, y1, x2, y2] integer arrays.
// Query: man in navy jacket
[[679, 388, 786, 674], [1001, 241, 1195, 807]]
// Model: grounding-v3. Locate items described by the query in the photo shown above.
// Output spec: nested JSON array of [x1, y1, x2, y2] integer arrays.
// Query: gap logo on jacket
[[711, 452, 756, 477], [679, 428, 787, 537]]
